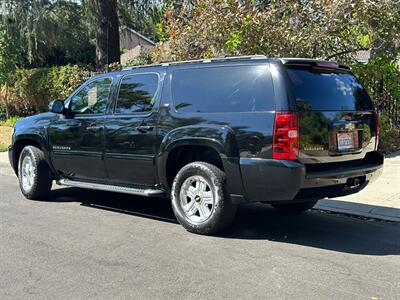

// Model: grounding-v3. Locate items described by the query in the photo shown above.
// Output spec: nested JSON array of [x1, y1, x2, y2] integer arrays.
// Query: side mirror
[[51, 100, 66, 114]]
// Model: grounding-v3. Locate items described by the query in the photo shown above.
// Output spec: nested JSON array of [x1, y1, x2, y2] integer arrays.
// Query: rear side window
[[115, 73, 158, 114], [286, 67, 374, 111], [172, 65, 274, 113]]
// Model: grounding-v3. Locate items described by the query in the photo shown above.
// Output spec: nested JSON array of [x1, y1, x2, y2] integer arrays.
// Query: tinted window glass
[[70, 77, 112, 114], [286, 67, 373, 111], [115, 74, 158, 114], [172, 65, 274, 113]]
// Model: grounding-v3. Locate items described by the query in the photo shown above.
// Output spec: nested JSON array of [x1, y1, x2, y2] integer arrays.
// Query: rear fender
[[157, 125, 245, 200]]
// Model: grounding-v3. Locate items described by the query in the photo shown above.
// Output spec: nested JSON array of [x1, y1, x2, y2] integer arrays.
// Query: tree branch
[[325, 48, 369, 60]]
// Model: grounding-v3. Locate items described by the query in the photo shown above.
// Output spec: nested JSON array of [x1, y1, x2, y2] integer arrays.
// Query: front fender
[[11, 131, 54, 177], [10, 113, 59, 175]]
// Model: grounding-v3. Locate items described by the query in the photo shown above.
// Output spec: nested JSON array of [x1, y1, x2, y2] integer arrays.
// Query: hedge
[[0, 64, 91, 117]]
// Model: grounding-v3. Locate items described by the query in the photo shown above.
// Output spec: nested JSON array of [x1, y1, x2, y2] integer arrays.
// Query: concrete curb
[[0, 151, 8, 165], [315, 199, 400, 223]]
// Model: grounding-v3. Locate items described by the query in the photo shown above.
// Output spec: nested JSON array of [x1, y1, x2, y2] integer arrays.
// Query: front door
[[104, 73, 160, 186], [49, 77, 113, 181]]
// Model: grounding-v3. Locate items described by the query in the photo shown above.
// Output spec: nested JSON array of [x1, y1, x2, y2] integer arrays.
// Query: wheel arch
[[11, 135, 54, 176], [157, 127, 245, 201]]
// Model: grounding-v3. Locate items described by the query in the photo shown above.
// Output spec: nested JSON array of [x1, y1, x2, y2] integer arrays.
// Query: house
[[119, 26, 155, 64], [354, 50, 371, 64]]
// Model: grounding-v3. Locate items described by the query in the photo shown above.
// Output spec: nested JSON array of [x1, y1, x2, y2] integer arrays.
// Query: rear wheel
[[271, 199, 318, 214], [18, 146, 53, 200], [171, 162, 237, 235]]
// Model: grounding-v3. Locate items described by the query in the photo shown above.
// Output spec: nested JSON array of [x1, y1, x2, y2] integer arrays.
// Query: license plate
[[337, 132, 354, 150]]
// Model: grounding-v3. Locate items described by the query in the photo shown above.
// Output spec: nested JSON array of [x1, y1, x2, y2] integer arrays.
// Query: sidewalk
[[0, 150, 399, 221], [0, 151, 8, 165], [315, 151, 399, 222]]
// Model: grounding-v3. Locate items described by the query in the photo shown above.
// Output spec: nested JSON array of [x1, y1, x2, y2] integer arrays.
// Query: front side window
[[115, 74, 159, 114], [172, 65, 274, 113], [70, 77, 112, 115]]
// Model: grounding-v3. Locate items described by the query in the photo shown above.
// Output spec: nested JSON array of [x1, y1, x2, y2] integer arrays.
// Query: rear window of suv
[[286, 67, 374, 111], [172, 65, 274, 113]]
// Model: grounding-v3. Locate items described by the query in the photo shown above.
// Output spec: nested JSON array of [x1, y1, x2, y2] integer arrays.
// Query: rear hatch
[[285, 63, 378, 165]]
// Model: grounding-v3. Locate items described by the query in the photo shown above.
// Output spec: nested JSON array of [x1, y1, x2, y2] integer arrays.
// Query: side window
[[172, 65, 275, 113], [115, 74, 159, 114], [70, 77, 112, 115]]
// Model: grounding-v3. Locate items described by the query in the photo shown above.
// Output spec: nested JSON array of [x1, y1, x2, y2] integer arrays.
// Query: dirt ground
[[0, 126, 12, 151]]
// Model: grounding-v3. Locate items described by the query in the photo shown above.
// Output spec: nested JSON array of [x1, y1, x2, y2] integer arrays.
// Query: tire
[[171, 162, 237, 235], [18, 146, 53, 200], [271, 199, 318, 214]]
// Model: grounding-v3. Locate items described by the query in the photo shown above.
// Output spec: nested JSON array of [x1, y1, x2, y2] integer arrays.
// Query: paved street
[[1, 162, 399, 299]]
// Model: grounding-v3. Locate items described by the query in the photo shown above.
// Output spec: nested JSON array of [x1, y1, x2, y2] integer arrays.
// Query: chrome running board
[[57, 179, 165, 197]]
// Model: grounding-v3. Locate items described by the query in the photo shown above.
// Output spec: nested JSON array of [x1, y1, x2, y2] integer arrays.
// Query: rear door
[[104, 72, 160, 186], [285, 66, 377, 164]]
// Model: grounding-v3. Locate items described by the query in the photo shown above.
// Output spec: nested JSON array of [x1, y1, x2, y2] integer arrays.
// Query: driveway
[[0, 163, 399, 299], [335, 151, 400, 208]]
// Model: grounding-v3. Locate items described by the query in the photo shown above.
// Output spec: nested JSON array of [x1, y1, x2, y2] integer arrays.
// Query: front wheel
[[271, 199, 318, 214], [18, 146, 53, 200], [171, 162, 237, 235]]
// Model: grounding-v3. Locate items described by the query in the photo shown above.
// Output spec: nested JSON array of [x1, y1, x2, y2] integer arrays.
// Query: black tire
[[271, 199, 318, 214], [171, 162, 237, 235], [18, 146, 53, 200]]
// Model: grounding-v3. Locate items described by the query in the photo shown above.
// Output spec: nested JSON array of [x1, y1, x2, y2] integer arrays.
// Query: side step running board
[[57, 179, 165, 197]]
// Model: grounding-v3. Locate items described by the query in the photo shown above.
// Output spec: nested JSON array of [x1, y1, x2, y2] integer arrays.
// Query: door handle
[[136, 125, 154, 133]]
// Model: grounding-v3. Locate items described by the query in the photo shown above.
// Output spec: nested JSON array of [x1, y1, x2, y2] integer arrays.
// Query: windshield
[[286, 67, 374, 111]]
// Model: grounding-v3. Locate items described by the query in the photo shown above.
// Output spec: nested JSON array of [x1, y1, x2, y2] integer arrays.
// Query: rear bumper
[[296, 162, 383, 200], [240, 152, 384, 202], [240, 158, 305, 202]]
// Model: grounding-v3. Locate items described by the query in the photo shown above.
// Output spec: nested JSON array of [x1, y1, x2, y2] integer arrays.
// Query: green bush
[[0, 65, 91, 116], [0, 143, 8, 152], [0, 116, 21, 127], [378, 113, 400, 153], [106, 54, 153, 72]]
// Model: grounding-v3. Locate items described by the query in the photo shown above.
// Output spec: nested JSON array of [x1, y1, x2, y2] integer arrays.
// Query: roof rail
[[122, 63, 162, 71], [122, 55, 267, 70], [163, 55, 267, 66]]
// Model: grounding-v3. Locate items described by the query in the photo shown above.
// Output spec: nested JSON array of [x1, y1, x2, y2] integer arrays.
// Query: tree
[[153, 0, 400, 62], [93, 0, 120, 68], [0, 22, 19, 118], [1, 0, 95, 67]]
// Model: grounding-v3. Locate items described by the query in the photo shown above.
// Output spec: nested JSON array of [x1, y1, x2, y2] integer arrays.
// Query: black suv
[[9, 56, 383, 234]]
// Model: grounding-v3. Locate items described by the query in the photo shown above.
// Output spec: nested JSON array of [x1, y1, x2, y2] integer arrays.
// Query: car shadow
[[47, 186, 400, 256], [48, 186, 177, 224]]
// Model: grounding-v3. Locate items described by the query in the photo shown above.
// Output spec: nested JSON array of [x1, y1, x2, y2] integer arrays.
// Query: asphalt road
[[1, 163, 399, 300]]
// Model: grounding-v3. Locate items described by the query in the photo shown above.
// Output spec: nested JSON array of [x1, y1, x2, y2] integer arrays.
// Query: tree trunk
[[2, 83, 10, 119], [94, 0, 120, 69]]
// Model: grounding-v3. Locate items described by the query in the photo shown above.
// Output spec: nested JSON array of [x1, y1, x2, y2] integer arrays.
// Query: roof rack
[[122, 55, 267, 70]]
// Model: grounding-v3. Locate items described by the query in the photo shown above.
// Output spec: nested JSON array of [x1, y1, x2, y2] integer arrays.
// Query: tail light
[[374, 111, 379, 150], [273, 112, 299, 160]]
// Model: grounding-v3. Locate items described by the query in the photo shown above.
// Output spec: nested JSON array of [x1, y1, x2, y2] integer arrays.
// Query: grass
[[0, 116, 21, 127], [0, 126, 12, 152]]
